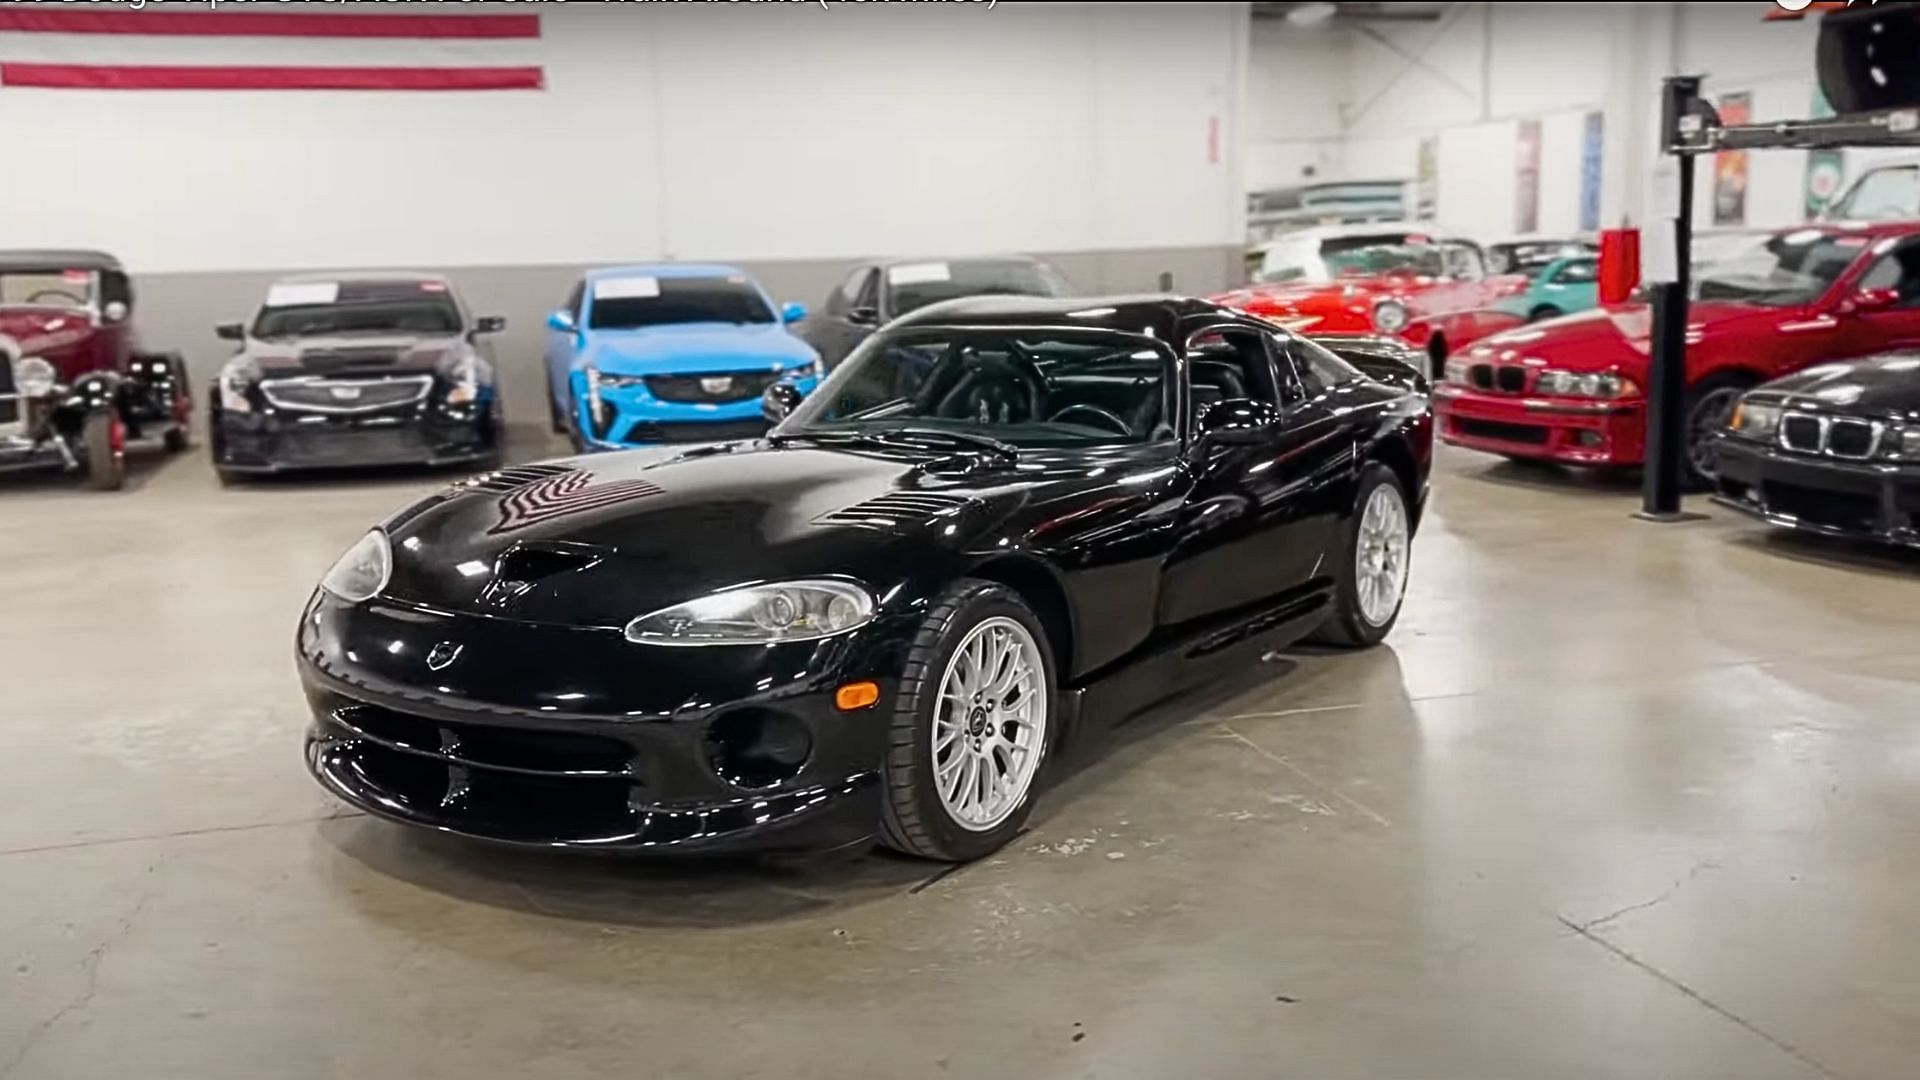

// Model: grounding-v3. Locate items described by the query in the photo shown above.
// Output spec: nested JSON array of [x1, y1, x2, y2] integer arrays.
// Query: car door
[[544, 279, 586, 414], [1156, 322, 1346, 631], [1533, 257, 1598, 318], [1828, 236, 1920, 359]]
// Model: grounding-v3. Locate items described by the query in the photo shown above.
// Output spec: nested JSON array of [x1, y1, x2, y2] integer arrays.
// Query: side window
[[824, 269, 862, 317], [1854, 240, 1920, 305], [1550, 260, 1598, 285], [564, 280, 585, 322], [1276, 333, 1363, 398], [1184, 327, 1282, 413]]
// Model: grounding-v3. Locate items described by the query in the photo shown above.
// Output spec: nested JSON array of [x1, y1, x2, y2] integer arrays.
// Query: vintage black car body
[[1714, 353, 1920, 550], [300, 296, 1433, 861], [0, 249, 192, 490], [211, 273, 506, 481]]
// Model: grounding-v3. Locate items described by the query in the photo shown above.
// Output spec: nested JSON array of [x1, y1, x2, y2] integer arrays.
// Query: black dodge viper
[[299, 295, 1433, 862]]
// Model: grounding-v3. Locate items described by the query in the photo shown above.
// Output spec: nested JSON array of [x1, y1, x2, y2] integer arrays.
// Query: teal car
[[1494, 254, 1599, 323]]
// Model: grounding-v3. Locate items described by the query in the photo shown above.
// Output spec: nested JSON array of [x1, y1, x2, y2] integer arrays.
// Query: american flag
[[0, 5, 543, 91], [490, 470, 664, 535]]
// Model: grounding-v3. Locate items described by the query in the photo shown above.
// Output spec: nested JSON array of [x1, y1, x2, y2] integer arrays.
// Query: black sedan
[[797, 255, 1073, 369], [1714, 353, 1920, 550], [299, 295, 1433, 862], [211, 273, 506, 482]]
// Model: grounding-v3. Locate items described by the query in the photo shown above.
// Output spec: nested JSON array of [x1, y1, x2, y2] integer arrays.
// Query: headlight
[[320, 530, 391, 603], [794, 358, 824, 381], [1728, 399, 1783, 441], [587, 367, 647, 391], [15, 357, 56, 397], [1533, 369, 1639, 400], [445, 352, 482, 406], [624, 579, 875, 646], [1891, 426, 1920, 461], [1443, 357, 1470, 385], [219, 360, 258, 413], [1372, 300, 1409, 334]]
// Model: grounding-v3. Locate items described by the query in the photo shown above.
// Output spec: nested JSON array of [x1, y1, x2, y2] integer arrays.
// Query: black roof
[[0, 249, 123, 273], [858, 253, 1053, 272], [891, 294, 1230, 342]]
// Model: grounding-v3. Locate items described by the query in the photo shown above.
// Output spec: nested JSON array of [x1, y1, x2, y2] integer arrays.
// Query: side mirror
[[1846, 287, 1899, 313], [473, 315, 506, 335], [1196, 398, 1283, 446], [215, 321, 245, 341], [780, 301, 807, 324], [847, 306, 880, 327], [761, 382, 804, 422], [546, 309, 577, 334]]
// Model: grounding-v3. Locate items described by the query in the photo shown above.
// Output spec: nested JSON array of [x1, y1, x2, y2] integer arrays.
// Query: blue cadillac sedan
[[543, 264, 823, 450]]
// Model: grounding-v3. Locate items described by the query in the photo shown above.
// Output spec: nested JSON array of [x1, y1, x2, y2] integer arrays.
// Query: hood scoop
[[476, 541, 607, 611], [817, 492, 973, 530]]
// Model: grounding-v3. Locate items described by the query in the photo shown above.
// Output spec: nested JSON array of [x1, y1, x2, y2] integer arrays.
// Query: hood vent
[[477, 542, 606, 610], [453, 463, 576, 495], [817, 492, 973, 530]]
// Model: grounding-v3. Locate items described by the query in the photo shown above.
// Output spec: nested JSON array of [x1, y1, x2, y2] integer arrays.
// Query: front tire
[[1314, 464, 1411, 648], [878, 580, 1055, 862], [83, 412, 125, 491], [1527, 305, 1563, 323], [1684, 374, 1752, 490]]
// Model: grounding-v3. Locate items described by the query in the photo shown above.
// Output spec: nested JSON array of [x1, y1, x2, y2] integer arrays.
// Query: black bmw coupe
[[299, 295, 1433, 862]]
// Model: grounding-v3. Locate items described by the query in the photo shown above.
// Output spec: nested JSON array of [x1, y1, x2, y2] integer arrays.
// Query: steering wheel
[[26, 289, 84, 306], [1049, 403, 1131, 435]]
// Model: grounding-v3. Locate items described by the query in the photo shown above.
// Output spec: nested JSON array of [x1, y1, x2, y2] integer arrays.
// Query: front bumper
[[0, 433, 75, 476], [1712, 437, 1920, 550], [1434, 384, 1645, 466], [214, 401, 499, 473], [297, 594, 903, 854], [575, 371, 820, 449]]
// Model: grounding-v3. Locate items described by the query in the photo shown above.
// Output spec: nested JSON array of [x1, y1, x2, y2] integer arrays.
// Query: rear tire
[[877, 580, 1055, 863], [163, 426, 190, 454], [1313, 464, 1411, 648], [83, 413, 125, 492]]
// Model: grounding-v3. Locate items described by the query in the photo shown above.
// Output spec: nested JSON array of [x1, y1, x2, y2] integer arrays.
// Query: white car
[[1246, 222, 1482, 286]]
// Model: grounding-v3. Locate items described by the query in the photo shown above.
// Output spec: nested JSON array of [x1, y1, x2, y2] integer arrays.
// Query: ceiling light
[[1287, 2, 1338, 27]]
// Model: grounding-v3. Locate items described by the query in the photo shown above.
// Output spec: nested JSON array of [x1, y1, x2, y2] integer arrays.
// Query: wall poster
[[1579, 111, 1604, 232], [1515, 119, 1542, 234], [1416, 136, 1438, 221], [1804, 86, 1844, 218], [1713, 92, 1752, 226]]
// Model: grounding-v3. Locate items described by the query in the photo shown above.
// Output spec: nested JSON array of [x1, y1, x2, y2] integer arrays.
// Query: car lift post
[[1637, 75, 1705, 522]]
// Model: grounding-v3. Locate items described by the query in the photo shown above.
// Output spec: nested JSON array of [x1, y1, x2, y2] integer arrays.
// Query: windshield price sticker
[[888, 262, 952, 285], [264, 282, 340, 308], [594, 276, 661, 300]]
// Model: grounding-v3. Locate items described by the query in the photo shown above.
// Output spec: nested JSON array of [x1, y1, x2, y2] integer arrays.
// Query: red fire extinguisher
[[1598, 226, 1640, 306]]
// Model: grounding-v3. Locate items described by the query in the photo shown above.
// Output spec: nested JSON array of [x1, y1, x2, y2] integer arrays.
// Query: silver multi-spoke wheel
[[932, 616, 1048, 832], [1355, 482, 1410, 627]]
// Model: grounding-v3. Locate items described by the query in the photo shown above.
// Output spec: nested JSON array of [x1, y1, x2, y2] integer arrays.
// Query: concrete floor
[[3, 435, 1917, 1080]]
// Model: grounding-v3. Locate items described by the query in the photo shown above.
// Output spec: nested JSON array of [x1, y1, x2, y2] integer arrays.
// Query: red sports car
[[1434, 221, 1920, 481], [1217, 226, 1527, 373]]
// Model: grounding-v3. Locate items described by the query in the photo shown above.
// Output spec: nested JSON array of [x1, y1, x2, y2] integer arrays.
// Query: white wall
[[0, 2, 1247, 276], [1243, 18, 1348, 190], [1245, 1, 1852, 240]]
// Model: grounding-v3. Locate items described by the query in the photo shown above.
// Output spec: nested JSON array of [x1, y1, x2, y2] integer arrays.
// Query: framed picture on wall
[[1515, 120, 1541, 234], [1714, 92, 1752, 226]]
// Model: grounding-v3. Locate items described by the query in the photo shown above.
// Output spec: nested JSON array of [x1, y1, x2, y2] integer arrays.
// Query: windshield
[[252, 281, 461, 338], [588, 275, 773, 330], [781, 326, 1173, 448], [0, 270, 96, 311], [1830, 165, 1919, 222], [1255, 233, 1426, 284], [1694, 230, 1864, 306], [885, 260, 1072, 316]]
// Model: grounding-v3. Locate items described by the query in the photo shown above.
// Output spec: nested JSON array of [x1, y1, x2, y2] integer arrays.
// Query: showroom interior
[[2, 1, 1917, 1077]]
